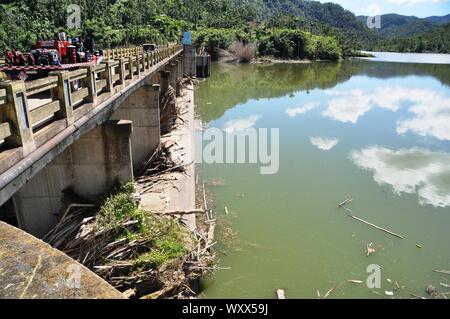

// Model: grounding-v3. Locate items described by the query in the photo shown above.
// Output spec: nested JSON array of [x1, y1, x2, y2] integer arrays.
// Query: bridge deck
[[0, 44, 183, 206]]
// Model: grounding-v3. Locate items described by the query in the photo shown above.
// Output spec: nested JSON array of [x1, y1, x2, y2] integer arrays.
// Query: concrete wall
[[13, 120, 133, 238], [183, 45, 196, 77], [110, 83, 160, 173]]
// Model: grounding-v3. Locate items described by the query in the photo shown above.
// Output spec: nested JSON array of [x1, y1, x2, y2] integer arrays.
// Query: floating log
[[440, 283, 450, 288], [225, 207, 229, 215], [323, 287, 334, 299], [277, 289, 286, 299], [434, 270, 450, 275], [348, 214, 404, 239], [338, 198, 354, 208], [348, 280, 364, 284], [410, 293, 426, 300]]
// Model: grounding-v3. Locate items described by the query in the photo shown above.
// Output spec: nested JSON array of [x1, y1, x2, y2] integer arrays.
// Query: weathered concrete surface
[[13, 120, 134, 238], [183, 45, 196, 77], [139, 84, 197, 230], [0, 50, 182, 208], [111, 83, 161, 172], [0, 221, 125, 299]]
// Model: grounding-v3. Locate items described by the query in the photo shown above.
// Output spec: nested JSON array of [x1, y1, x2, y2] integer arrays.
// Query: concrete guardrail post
[[103, 62, 114, 93], [0, 81, 35, 154], [49, 71, 74, 125], [118, 58, 126, 87], [83, 65, 97, 104]]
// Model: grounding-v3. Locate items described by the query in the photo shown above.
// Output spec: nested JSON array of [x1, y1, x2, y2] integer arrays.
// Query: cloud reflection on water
[[322, 87, 450, 141], [310, 137, 339, 151], [351, 146, 450, 208]]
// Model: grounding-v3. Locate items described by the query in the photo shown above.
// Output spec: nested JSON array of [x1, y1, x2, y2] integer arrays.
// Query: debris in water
[[277, 289, 286, 299], [348, 280, 364, 284], [426, 285, 437, 295], [337, 199, 405, 239], [385, 291, 394, 296], [323, 287, 335, 299], [206, 178, 226, 187], [433, 269, 450, 275], [316, 287, 334, 299], [366, 242, 377, 257], [416, 244, 423, 249], [225, 207, 229, 215]]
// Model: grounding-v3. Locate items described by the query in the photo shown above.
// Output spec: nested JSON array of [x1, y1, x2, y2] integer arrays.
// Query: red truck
[[1, 32, 103, 81]]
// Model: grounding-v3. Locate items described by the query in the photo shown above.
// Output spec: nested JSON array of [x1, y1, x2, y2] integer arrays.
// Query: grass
[[95, 183, 190, 269], [134, 239, 187, 268]]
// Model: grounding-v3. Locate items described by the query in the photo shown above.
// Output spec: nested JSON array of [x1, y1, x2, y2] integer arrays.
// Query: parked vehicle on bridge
[[1, 32, 103, 81], [143, 43, 157, 53]]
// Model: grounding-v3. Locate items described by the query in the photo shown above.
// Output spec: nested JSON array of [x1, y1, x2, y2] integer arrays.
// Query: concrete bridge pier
[[12, 120, 134, 238], [110, 83, 161, 172], [159, 71, 170, 101]]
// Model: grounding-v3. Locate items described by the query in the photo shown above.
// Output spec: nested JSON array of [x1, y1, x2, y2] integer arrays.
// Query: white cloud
[[386, 0, 448, 6], [365, 4, 382, 16], [286, 102, 320, 118], [224, 115, 261, 134], [351, 146, 450, 208], [310, 137, 340, 151]]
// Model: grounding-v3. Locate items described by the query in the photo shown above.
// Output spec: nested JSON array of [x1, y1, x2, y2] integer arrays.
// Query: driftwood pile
[[43, 198, 215, 299], [160, 85, 178, 134], [43, 140, 213, 298], [136, 143, 188, 194]]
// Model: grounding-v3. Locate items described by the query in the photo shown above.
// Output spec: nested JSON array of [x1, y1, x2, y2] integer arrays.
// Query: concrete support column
[[13, 120, 134, 238], [168, 63, 177, 90], [183, 45, 196, 77], [159, 71, 170, 102], [175, 59, 182, 97], [71, 120, 134, 201], [13, 150, 73, 238], [111, 85, 161, 172]]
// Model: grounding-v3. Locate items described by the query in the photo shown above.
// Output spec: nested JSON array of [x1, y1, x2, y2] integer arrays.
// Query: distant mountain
[[264, 0, 369, 35], [357, 13, 450, 38], [424, 14, 450, 25]]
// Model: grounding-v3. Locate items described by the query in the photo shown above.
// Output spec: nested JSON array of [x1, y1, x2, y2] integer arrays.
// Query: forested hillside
[[0, 0, 448, 59]]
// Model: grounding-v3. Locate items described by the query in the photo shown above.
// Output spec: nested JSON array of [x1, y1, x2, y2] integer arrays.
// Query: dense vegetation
[[374, 23, 450, 53], [0, 0, 448, 61], [356, 13, 450, 53]]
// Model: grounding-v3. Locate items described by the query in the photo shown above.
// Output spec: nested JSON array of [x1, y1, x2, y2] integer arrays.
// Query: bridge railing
[[0, 44, 183, 173], [0, 88, 11, 148]]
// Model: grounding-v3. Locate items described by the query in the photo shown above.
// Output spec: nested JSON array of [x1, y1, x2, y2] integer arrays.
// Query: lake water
[[362, 51, 450, 64], [195, 57, 450, 299]]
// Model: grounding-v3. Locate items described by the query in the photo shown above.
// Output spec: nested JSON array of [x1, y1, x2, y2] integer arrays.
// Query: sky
[[317, 0, 450, 18]]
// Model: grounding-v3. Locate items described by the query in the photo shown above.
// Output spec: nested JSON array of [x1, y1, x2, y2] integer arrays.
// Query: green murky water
[[195, 57, 450, 299]]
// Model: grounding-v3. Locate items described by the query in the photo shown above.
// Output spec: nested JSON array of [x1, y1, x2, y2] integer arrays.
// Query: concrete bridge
[[0, 44, 196, 238]]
